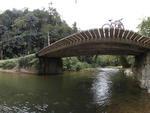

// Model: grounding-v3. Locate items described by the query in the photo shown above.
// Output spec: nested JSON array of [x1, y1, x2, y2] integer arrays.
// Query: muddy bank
[[0, 68, 38, 75]]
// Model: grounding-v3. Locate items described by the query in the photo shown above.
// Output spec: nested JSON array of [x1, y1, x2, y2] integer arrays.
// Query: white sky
[[0, 0, 149, 31]]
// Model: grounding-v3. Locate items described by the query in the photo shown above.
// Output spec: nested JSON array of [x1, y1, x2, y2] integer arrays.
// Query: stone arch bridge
[[37, 28, 150, 92]]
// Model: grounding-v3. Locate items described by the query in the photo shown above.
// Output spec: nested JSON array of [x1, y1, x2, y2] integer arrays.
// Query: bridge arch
[[38, 28, 150, 57]]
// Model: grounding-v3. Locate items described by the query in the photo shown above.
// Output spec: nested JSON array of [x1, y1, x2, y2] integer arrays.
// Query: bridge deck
[[38, 28, 150, 57]]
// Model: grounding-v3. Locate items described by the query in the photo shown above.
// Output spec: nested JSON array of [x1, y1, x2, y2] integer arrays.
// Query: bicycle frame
[[102, 19, 124, 29]]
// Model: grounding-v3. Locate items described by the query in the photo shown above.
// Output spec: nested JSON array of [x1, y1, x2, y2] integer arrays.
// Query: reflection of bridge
[[37, 28, 150, 92]]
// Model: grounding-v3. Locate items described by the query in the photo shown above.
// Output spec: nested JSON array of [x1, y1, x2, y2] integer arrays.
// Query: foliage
[[95, 55, 120, 67], [2, 61, 16, 69], [0, 7, 77, 59], [18, 54, 39, 69], [0, 54, 39, 70], [138, 17, 150, 37], [78, 56, 94, 64], [119, 56, 130, 68], [126, 56, 135, 66], [63, 57, 91, 71], [0, 60, 17, 69], [0, 54, 135, 71], [63, 55, 134, 71]]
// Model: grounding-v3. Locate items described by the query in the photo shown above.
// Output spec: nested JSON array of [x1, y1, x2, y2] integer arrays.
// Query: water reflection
[[92, 68, 119, 106]]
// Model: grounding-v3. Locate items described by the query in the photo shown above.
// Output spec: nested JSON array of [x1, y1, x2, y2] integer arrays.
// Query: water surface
[[0, 68, 149, 113]]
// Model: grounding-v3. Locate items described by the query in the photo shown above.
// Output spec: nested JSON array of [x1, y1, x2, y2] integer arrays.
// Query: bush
[[63, 57, 91, 71], [18, 54, 39, 69], [0, 60, 17, 69], [75, 62, 91, 71], [0, 54, 39, 70], [96, 55, 120, 67]]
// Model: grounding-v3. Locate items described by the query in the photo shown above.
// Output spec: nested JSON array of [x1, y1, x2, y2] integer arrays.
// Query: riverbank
[[0, 65, 124, 76], [0, 66, 97, 75], [0, 54, 131, 75], [0, 54, 38, 74], [0, 68, 38, 74], [0, 54, 97, 75]]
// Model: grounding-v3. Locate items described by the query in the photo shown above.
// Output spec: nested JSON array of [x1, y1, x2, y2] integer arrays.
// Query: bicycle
[[102, 18, 124, 29]]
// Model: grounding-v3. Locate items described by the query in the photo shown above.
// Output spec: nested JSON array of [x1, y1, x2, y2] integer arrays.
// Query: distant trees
[[0, 7, 77, 59], [0, 25, 7, 59], [138, 17, 150, 37]]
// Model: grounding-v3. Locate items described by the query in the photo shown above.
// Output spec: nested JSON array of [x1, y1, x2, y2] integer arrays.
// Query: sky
[[0, 0, 149, 31]]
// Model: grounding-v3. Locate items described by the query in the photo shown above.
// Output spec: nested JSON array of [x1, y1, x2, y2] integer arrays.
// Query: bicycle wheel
[[119, 23, 124, 29], [102, 24, 111, 29], [115, 24, 124, 29]]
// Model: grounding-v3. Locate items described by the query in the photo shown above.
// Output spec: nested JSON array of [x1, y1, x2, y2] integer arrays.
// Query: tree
[[119, 56, 130, 68], [0, 25, 7, 59], [138, 17, 150, 37], [0, 6, 76, 59]]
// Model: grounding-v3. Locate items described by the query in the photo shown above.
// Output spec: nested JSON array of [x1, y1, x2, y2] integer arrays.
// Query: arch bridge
[[37, 28, 150, 92], [38, 28, 150, 57]]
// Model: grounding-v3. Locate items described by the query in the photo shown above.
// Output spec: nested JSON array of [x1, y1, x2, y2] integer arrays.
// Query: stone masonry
[[134, 51, 150, 93]]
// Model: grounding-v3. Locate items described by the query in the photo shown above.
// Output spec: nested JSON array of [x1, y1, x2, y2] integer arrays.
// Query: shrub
[[0, 61, 17, 69], [18, 54, 39, 69], [96, 55, 120, 67], [63, 57, 91, 71], [0, 54, 39, 70]]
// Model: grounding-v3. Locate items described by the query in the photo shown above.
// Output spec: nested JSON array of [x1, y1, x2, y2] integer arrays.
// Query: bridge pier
[[134, 52, 150, 93], [38, 57, 63, 75]]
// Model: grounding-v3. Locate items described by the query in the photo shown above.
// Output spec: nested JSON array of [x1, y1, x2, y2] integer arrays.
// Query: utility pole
[[0, 42, 3, 60], [75, 0, 77, 4], [48, 32, 50, 46]]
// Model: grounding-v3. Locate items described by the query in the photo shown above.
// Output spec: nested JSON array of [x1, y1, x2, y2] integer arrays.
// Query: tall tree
[[138, 17, 150, 37], [0, 25, 7, 59], [0, 7, 77, 59]]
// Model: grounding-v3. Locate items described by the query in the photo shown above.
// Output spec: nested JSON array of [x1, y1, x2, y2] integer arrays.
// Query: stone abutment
[[134, 51, 150, 93], [38, 57, 63, 75]]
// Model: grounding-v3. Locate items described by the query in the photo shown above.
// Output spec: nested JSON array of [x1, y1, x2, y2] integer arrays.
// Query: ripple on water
[[0, 103, 49, 113], [91, 68, 119, 106]]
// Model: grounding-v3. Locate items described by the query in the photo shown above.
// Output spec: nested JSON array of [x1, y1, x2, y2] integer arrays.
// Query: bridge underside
[[43, 42, 149, 57]]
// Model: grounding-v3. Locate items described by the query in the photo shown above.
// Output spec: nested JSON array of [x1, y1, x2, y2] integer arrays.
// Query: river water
[[0, 68, 149, 113]]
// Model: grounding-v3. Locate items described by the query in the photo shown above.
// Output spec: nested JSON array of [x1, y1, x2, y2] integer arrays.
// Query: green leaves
[[138, 17, 150, 37], [0, 6, 77, 59]]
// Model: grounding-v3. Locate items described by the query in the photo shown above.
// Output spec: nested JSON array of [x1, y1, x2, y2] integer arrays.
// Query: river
[[0, 68, 149, 113]]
